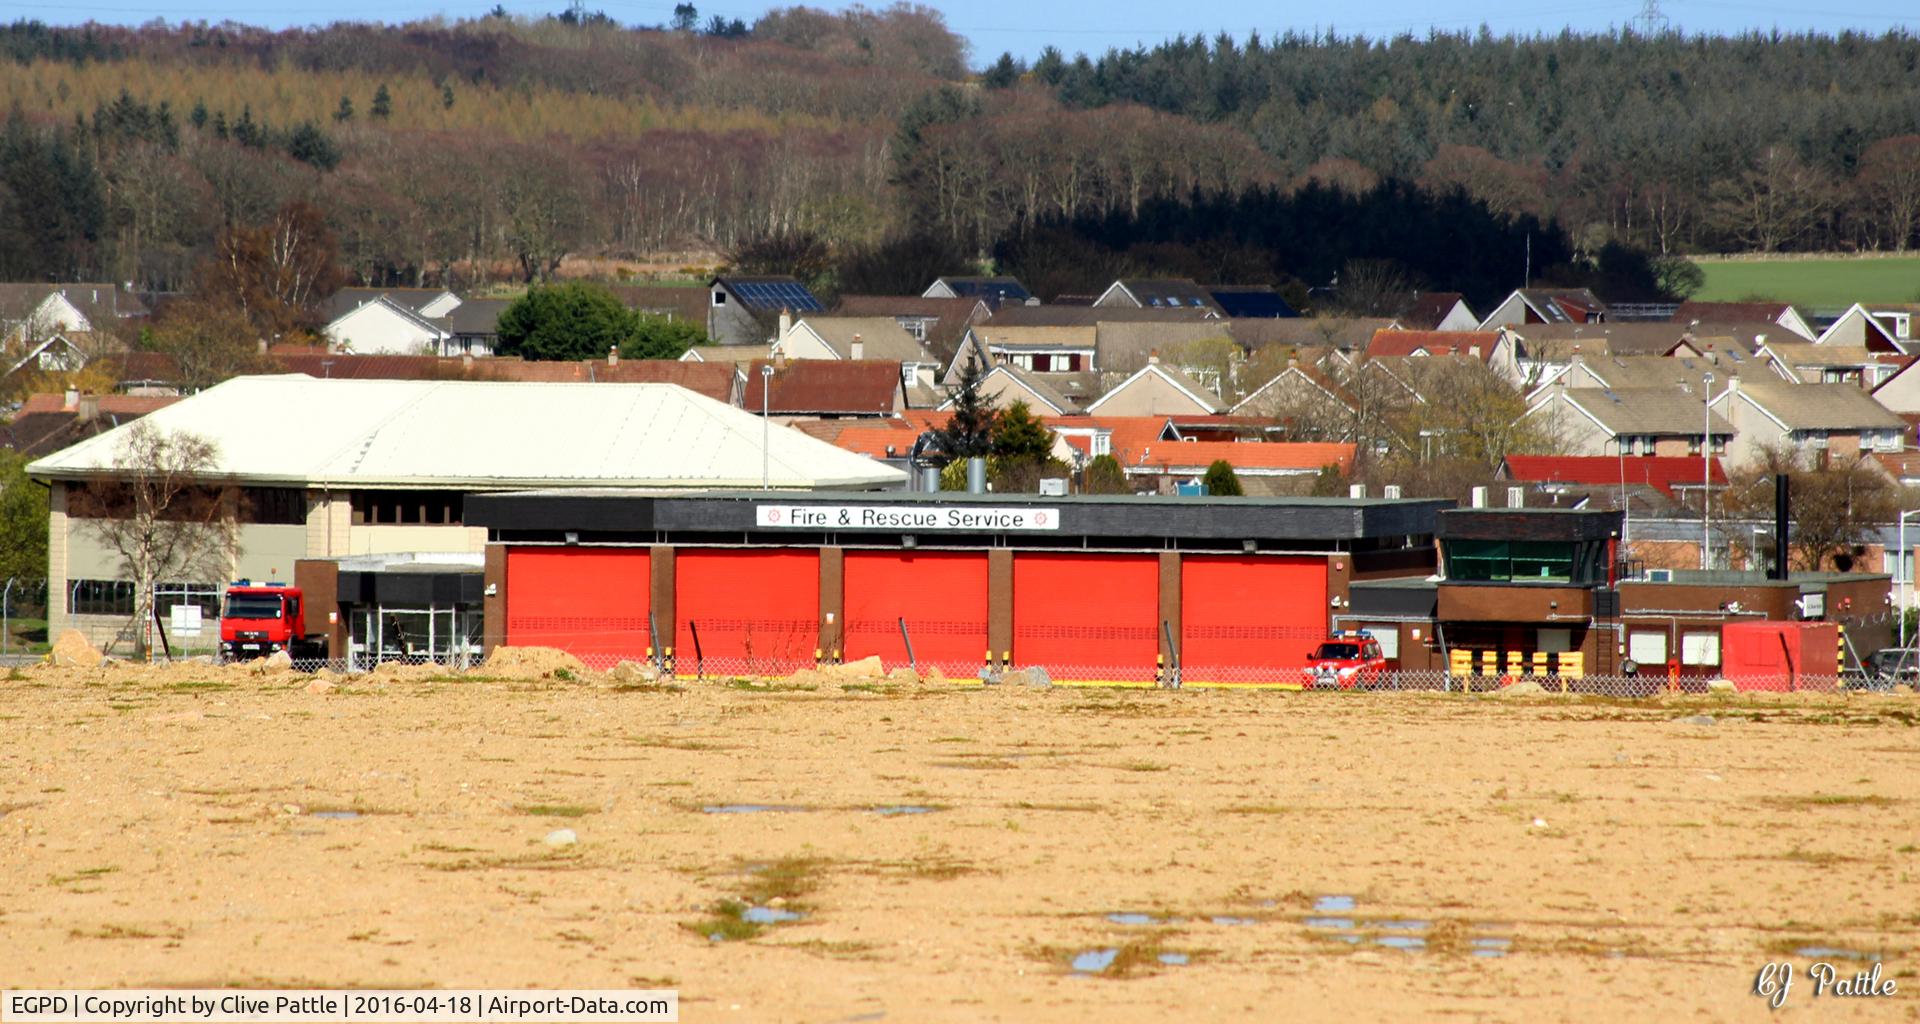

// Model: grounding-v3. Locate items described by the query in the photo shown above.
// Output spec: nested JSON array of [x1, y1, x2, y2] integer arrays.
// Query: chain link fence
[[95, 647, 1883, 699]]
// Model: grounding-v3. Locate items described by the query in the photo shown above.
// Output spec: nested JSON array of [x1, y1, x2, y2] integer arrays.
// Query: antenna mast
[[1632, 0, 1670, 35]]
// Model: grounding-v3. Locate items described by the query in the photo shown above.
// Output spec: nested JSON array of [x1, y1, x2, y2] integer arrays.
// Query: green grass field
[[1694, 256, 1920, 308]]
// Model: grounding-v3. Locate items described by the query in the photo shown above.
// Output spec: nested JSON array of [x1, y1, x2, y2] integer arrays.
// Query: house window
[[1032, 354, 1052, 372], [1712, 436, 1727, 455], [1093, 433, 1111, 456], [1681, 631, 1721, 666], [1688, 436, 1702, 456], [711, 290, 727, 306], [901, 318, 928, 341], [1446, 540, 1573, 582]]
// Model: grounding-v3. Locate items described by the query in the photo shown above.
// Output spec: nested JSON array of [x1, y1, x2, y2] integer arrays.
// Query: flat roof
[[467, 489, 1452, 544]]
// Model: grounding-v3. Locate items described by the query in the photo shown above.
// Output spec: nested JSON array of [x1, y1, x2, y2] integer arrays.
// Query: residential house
[[1093, 278, 1225, 316], [1110, 436, 1356, 495], [1401, 292, 1479, 331], [0, 283, 149, 343], [1521, 386, 1734, 458], [1671, 300, 1817, 340], [322, 293, 454, 355], [832, 294, 992, 365], [679, 345, 766, 366], [1362, 329, 1524, 387], [1232, 363, 1361, 439], [1085, 359, 1223, 417], [5, 334, 91, 379], [1477, 288, 1609, 329], [707, 276, 823, 347], [922, 276, 1031, 307], [440, 298, 508, 356], [1710, 378, 1907, 465], [1206, 286, 1298, 319], [1759, 342, 1887, 388], [3, 392, 177, 458], [321, 287, 461, 322], [774, 315, 940, 406], [1870, 357, 1920, 418], [742, 359, 907, 420], [944, 324, 1096, 384], [937, 364, 1101, 417], [1527, 352, 1743, 403], [1816, 302, 1906, 353]]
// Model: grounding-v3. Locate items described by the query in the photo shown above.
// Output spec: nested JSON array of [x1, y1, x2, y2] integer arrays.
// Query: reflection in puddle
[[1796, 946, 1875, 960], [309, 810, 360, 819], [701, 804, 809, 814], [1471, 937, 1512, 958], [872, 805, 936, 816], [1071, 949, 1118, 973], [1210, 916, 1257, 926], [1304, 917, 1354, 929], [1313, 895, 1356, 912], [741, 906, 805, 924], [1157, 952, 1189, 966], [1375, 935, 1426, 951], [1377, 920, 1429, 930], [1106, 912, 1166, 926]]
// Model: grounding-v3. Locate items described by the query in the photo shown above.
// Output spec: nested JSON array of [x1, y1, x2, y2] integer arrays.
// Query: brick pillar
[[1158, 551, 1182, 667], [987, 548, 1014, 665], [482, 543, 506, 654], [46, 482, 68, 638], [818, 547, 844, 660], [650, 546, 676, 656], [1327, 553, 1353, 634]]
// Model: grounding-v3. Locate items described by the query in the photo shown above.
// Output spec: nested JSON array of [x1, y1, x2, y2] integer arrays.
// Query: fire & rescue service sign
[[754, 505, 1061, 531]]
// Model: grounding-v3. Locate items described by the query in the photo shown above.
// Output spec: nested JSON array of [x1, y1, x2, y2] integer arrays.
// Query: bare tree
[[72, 423, 238, 657], [1725, 448, 1895, 572]]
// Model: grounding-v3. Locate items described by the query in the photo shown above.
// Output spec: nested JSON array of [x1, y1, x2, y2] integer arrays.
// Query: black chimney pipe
[[1771, 472, 1790, 581]]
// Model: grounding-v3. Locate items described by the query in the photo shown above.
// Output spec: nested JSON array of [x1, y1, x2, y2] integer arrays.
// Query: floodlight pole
[[761, 363, 774, 490]]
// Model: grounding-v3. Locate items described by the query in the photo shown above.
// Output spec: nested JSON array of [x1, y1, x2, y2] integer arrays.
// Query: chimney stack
[[1383, 484, 1403, 499], [1349, 483, 1366, 499], [1507, 486, 1525, 509], [850, 334, 864, 361], [1471, 485, 1488, 508], [1148, 349, 1160, 366], [608, 345, 619, 368], [772, 347, 787, 371], [778, 307, 792, 338], [257, 337, 269, 355], [77, 393, 98, 423], [63, 388, 78, 409]]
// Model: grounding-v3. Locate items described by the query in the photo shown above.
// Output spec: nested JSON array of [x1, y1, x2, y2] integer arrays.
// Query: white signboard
[[755, 504, 1061, 531], [169, 604, 203, 637]]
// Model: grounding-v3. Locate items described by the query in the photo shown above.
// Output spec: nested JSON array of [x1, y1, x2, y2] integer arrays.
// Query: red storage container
[[1719, 621, 1838, 691]]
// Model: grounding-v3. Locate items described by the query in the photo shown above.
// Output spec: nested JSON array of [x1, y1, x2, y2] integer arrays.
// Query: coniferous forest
[[4, 6, 1919, 305]]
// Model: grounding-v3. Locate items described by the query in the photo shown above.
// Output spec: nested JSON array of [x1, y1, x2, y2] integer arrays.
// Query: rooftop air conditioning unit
[[1038, 478, 1068, 497]]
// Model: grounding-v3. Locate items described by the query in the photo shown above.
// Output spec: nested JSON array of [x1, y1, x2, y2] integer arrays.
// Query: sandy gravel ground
[[2, 662, 1918, 1022]]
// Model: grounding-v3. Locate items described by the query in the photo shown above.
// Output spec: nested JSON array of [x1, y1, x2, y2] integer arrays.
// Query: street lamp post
[[761, 363, 774, 490], [1702, 372, 1715, 571]]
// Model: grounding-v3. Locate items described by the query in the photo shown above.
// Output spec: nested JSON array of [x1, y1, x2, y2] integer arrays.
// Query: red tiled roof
[[1121, 440, 1355, 474], [1502, 455, 1727, 497], [826, 426, 922, 459], [1364, 329, 1501, 361], [748, 359, 902, 416], [18, 393, 177, 416]]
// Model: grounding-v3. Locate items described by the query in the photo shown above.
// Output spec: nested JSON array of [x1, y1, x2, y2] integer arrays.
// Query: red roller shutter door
[[675, 549, 819, 673], [1181, 555, 1327, 680], [505, 547, 650, 659], [1013, 553, 1159, 681], [843, 551, 988, 670]]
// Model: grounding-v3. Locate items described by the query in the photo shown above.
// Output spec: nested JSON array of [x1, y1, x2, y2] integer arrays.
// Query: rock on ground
[[1706, 679, 1737, 693], [543, 828, 578, 848], [827, 656, 885, 680], [609, 660, 659, 684], [48, 630, 104, 668], [482, 646, 587, 680]]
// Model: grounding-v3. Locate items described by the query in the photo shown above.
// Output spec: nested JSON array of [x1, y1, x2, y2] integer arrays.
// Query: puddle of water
[[1796, 946, 1874, 960], [309, 810, 360, 819], [701, 804, 808, 814], [1106, 912, 1164, 926], [1377, 919, 1430, 931], [1327, 933, 1363, 944], [872, 805, 936, 816], [1157, 952, 1189, 966], [1210, 916, 1257, 926], [1471, 937, 1512, 958], [1071, 949, 1119, 973], [740, 906, 805, 924], [1303, 917, 1354, 929], [1313, 895, 1356, 912], [1375, 935, 1426, 951]]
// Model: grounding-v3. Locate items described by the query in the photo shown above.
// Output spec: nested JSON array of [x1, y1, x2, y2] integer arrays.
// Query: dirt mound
[[1495, 680, 1548, 697], [825, 655, 885, 680], [47, 631, 104, 668], [483, 646, 587, 680]]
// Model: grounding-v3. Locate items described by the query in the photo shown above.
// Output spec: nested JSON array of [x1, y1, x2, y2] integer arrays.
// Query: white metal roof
[[28, 374, 906, 490]]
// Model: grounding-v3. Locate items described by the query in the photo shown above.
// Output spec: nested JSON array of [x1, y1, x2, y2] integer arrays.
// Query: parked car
[[1302, 631, 1388, 689]]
